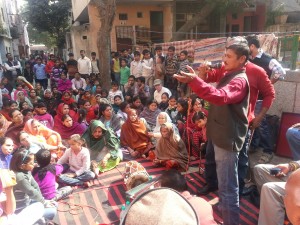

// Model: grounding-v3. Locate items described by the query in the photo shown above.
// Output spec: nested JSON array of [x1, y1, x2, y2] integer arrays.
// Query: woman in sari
[[0, 113, 11, 137], [120, 109, 151, 158], [56, 114, 87, 140], [153, 122, 188, 171], [5, 109, 25, 146], [23, 119, 63, 149], [82, 120, 122, 174], [53, 103, 78, 131], [99, 104, 121, 136]]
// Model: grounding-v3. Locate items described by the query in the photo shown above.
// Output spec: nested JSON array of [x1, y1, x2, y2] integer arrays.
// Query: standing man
[[91, 52, 100, 78], [77, 50, 91, 79], [33, 57, 48, 90], [246, 35, 286, 163], [174, 37, 250, 225], [4, 53, 21, 87]]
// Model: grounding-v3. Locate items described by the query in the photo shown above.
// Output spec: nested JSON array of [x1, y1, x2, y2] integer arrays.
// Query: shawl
[[156, 122, 188, 170], [99, 113, 121, 134], [53, 103, 78, 131], [61, 91, 75, 105], [23, 119, 62, 146], [153, 112, 172, 134], [82, 120, 120, 160], [0, 113, 11, 137], [120, 110, 149, 152], [5, 122, 25, 145], [54, 120, 86, 140], [139, 107, 161, 127]]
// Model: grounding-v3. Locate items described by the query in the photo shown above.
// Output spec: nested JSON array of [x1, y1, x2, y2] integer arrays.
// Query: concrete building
[[70, 0, 174, 58], [0, 0, 12, 64]]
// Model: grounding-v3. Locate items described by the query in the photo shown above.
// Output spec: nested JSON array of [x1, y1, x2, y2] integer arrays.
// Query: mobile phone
[[269, 168, 281, 176]]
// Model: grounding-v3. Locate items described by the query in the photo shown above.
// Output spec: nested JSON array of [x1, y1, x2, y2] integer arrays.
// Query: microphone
[[208, 62, 222, 69]]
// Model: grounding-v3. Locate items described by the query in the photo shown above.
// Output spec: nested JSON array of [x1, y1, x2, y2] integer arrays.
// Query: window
[[231, 24, 239, 34], [232, 13, 238, 20], [82, 36, 87, 40], [137, 12, 143, 18], [176, 13, 186, 21], [119, 13, 128, 20]]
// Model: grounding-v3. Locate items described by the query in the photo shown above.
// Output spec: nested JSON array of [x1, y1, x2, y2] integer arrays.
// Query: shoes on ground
[[258, 152, 274, 164], [197, 184, 218, 196]]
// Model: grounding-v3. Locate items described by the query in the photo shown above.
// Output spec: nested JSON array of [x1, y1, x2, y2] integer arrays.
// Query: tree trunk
[[171, 2, 217, 41], [91, 0, 116, 90]]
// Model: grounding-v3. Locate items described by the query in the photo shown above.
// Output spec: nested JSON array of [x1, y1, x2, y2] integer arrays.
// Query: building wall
[[72, 0, 90, 21], [226, 3, 266, 34]]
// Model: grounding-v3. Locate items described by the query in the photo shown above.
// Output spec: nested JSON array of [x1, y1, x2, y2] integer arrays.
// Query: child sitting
[[165, 96, 178, 124], [32, 149, 73, 201], [57, 73, 72, 93], [34, 102, 54, 129], [57, 134, 95, 187], [158, 92, 169, 111], [112, 95, 122, 114], [108, 81, 124, 104], [9, 148, 57, 221]]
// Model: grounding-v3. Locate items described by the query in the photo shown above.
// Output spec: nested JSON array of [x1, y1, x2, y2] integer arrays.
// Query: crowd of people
[[0, 35, 299, 225]]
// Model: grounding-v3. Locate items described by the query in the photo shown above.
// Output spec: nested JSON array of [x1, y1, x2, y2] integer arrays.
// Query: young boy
[[34, 102, 54, 129], [130, 51, 142, 78], [165, 96, 178, 124], [120, 59, 130, 92], [108, 81, 124, 104], [141, 50, 154, 88], [178, 50, 190, 97], [112, 52, 121, 85]]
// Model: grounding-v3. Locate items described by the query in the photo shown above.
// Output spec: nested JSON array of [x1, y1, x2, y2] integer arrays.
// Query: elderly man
[[153, 79, 171, 104], [174, 37, 250, 225]]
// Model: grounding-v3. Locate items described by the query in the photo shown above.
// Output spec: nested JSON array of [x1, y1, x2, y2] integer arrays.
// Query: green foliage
[[22, 0, 71, 48], [26, 24, 56, 48]]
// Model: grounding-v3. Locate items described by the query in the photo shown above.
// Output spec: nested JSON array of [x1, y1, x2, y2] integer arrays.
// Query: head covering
[[120, 110, 149, 153], [153, 112, 172, 134], [153, 79, 162, 86], [156, 122, 188, 170], [53, 103, 78, 132], [120, 188, 198, 225], [44, 89, 52, 97], [24, 119, 62, 146], [54, 118, 86, 139], [139, 107, 161, 127], [82, 120, 120, 160], [61, 90, 75, 105]]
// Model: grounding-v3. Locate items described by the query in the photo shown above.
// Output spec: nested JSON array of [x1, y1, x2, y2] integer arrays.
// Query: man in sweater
[[174, 37, 250, 225], [246, 35, 286, 163], [77, 50, 91, 79]]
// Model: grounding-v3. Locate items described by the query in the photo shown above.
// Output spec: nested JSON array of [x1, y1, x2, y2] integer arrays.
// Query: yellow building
[[70, 0, 175, 58]]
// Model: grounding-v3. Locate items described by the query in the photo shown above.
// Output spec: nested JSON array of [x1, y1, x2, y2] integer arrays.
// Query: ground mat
[[54, 158, 259, 225]]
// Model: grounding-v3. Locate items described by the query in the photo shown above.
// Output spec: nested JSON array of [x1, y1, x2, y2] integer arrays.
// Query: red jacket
[[45, 60, 55, 74], [205, 62, 275, 123]]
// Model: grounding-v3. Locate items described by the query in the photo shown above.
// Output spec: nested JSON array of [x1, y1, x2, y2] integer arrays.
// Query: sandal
[[91, 160, 100, 176]]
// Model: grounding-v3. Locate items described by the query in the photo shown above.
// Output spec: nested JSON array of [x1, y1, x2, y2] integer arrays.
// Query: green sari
[[82, 120, 122, 172]]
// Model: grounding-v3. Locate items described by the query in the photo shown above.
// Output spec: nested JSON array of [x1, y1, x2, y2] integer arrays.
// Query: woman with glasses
[[9, 148, 57, 222]]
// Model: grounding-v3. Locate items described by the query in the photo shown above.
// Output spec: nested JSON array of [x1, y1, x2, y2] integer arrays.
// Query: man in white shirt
[[153, 79, 171, 104], [130, 51, 142, 78], [141, 50, 154, 87], [77, 50, 91, 79], [71, 73, 87, 94]]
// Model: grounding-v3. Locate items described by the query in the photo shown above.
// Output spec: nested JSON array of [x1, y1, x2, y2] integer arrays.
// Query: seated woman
[[153, 122, 188, 171], [121, 109, 152, 158], [15, 91, 33, 109], [0, 137, 14, 169], [0, 113, 11, 138], [23, 119, 63, 151], [19, 131, 58, 154], [82, 120, 122, 174], [53, 103, 78, 131], [58, 114, 86, 140], [148, 112, 179, 140], [99, 104, 121, 136], [5, 109, 26, 146], [139, 99, 161, 131]]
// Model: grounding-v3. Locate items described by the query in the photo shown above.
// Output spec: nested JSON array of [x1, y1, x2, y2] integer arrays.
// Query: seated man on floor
[[253, 160, 300, 225]]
